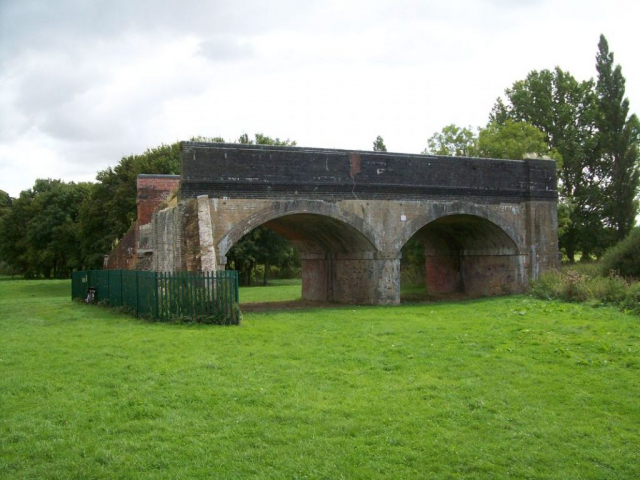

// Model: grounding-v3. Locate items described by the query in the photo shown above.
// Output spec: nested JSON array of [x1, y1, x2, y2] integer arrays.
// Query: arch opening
[[401, 214, 527, 299], [225, 213, 393, 305]]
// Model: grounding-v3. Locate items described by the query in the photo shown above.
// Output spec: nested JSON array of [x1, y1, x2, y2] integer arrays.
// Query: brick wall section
[[137, 175, 181, 225], [103, 228, 136, 270]]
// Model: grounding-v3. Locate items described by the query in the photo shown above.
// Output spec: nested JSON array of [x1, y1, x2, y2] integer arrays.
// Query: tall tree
[[491, 67, 601, 261], [373, 135, 387, 152], [0, 190, 31, 275], [0, 191, 11, 274], [595, 34, 640, 241]]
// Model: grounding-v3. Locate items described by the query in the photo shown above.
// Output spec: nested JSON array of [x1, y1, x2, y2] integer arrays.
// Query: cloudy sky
[[1, 0, 638, 197]]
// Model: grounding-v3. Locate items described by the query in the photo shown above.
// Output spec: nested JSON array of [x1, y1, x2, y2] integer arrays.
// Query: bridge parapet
[[179, 142, 557, 202]]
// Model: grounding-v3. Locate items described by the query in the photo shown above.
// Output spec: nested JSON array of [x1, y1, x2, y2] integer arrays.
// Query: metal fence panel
[[137, 271, 158, 319], [94, 271, 109, 303], [71, 269, 239, 324], [71, 271, 88, 300], [108, 270, 123, 307]]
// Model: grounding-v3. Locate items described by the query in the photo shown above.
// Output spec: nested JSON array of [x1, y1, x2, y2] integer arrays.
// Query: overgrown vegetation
[[531, 269, 640, 315], [599, 227, 640, 278], [531, 230, 640, 314], [1, 278, 639, 479]]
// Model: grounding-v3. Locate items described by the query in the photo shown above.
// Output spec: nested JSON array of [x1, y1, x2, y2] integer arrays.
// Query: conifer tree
[[595, 34, 640, 241], [373, 135, 387, 152]]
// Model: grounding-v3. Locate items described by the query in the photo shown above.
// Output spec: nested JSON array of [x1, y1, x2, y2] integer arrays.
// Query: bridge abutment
[[301, 252, 400, 305]]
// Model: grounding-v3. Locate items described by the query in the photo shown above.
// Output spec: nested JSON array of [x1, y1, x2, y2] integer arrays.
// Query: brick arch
[[217, 200, 382, 261], [400, 203, 524, 255]]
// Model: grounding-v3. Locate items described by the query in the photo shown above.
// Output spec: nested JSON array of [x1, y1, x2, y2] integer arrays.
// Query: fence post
[[135, 270, 139, 316], [106, 269, 110, 304], [154, 272, 159, 320]]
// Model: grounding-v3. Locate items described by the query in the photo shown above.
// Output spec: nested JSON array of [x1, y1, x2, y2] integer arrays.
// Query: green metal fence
[[71, 270, 240, 325]]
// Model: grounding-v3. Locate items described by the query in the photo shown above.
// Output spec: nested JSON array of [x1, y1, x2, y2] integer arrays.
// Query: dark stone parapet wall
[[179, 142, 557, 201]]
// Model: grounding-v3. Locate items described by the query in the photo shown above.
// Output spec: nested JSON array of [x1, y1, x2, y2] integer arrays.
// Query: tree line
[[0, 35, 637, 279], [0, 134, 297, 280]]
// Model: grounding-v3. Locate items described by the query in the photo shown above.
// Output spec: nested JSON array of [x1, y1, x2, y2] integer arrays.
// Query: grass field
[[239, 279, 302, 304], [1, 277, 639, 479]]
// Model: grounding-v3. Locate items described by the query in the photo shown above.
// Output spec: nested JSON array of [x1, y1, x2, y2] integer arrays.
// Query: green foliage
[[400, 235, 426, 286], [0, 190, 11, 210], [227, 227, 300, 286], [477, 120, 562, 162], [600, 228, 640, 278], [531, 266, 640, 315], [423, 121, 558, 162], [0, 192, 29, 275], [556, 197, 573, 238], [372, 135, 387, 152], [491, 67, 601, 262], [423, 124, 477, 156], [236, 132, 297, 146], [2, 279, 640, 478], [87, 142, 182, 257], [190, 135, 226, 142], [0, 180, 91, 277], [595, 35, 640, 241], [492, 36, 640, 261]]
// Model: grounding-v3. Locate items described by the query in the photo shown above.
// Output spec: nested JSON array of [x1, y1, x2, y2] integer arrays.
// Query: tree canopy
[[489, 35, 639, 260], [373, 135, 387, 152], [423, 121, 558, 162], [423, 124, 476, 157]]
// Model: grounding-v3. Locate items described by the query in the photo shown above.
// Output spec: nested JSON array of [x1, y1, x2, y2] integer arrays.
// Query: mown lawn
[[1, 277, 639, 479], [239, 279, 302, 304]]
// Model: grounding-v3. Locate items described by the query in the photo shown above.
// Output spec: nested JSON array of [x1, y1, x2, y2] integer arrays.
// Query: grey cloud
[[13, 59, 103, 113], [0, 0, 314, 61], [198, 37, 255, 62]]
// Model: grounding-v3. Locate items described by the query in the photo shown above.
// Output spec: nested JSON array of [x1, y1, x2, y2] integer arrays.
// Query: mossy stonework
[[110, 142, 560, 305]]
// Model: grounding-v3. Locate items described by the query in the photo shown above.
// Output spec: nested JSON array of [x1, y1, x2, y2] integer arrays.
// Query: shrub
[[530, 268, 638, 315], [600, 228, 640, 279], [561, 270, 591, 302], [529, 270, 564, 300], [620, 282, 640, 314]]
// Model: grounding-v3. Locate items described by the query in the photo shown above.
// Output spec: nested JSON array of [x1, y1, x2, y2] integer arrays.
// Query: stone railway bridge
[[110, 142, 559, 305]]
